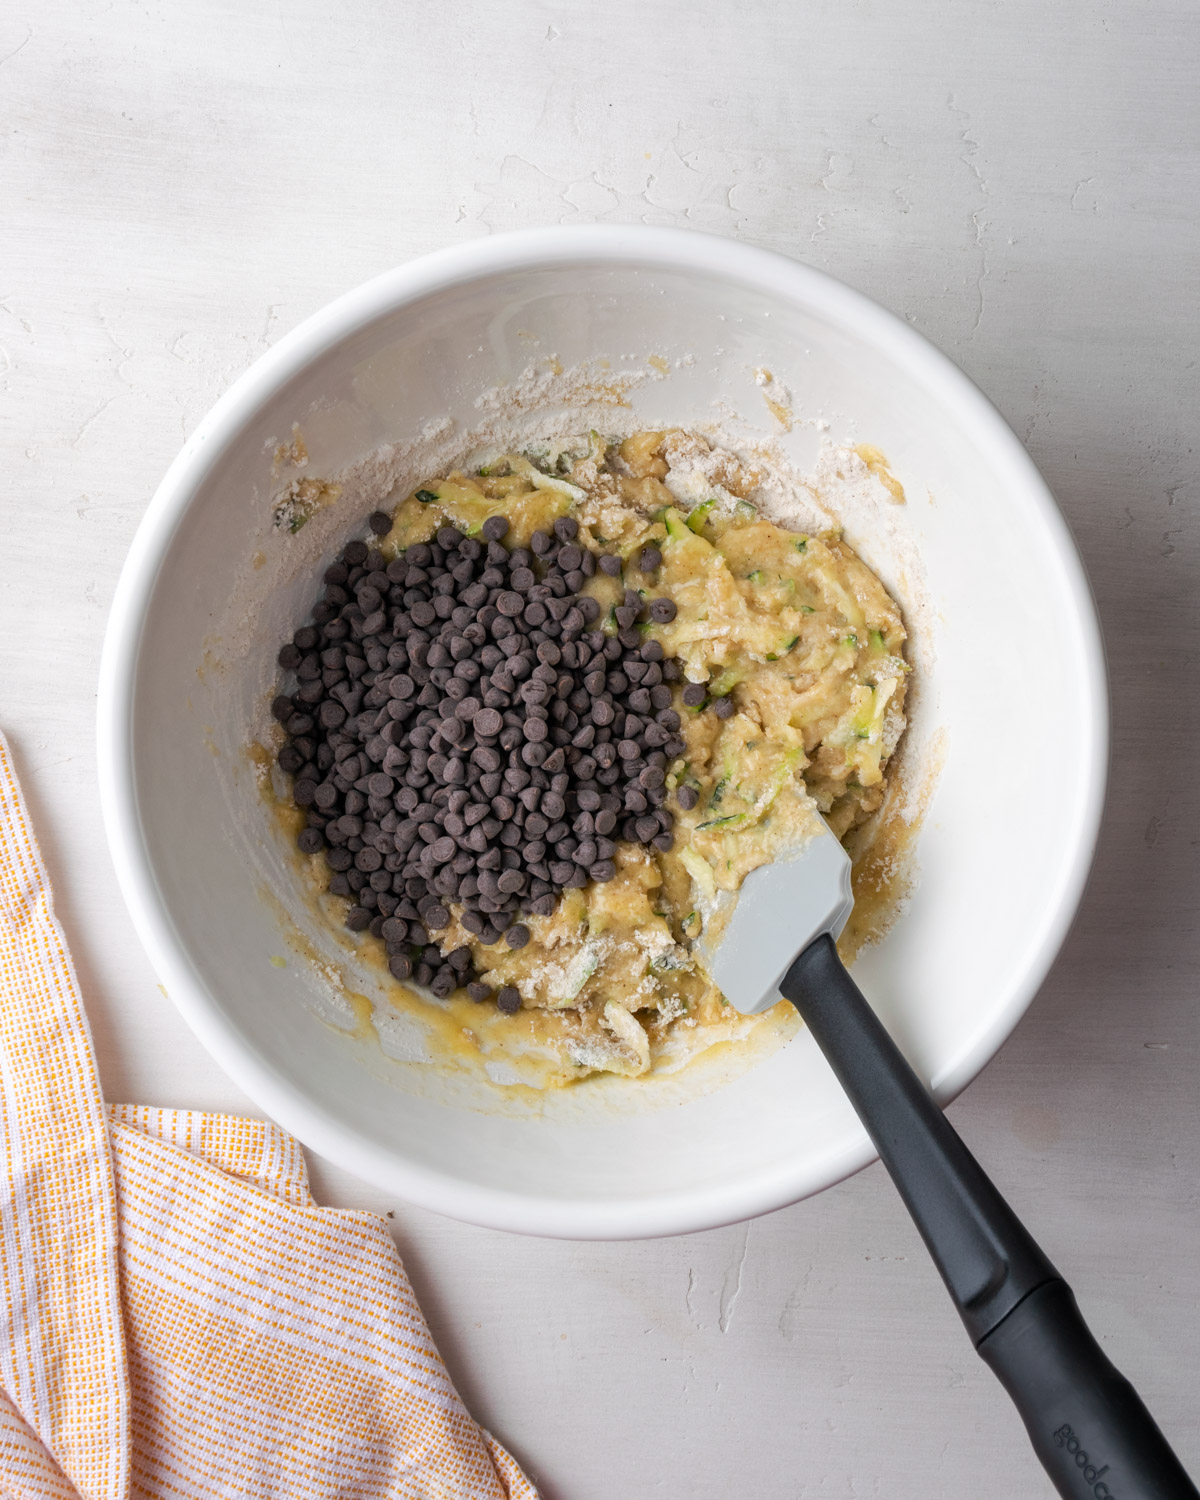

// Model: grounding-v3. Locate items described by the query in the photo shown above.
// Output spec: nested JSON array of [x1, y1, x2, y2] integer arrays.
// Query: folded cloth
[[0, 732, 536, 1500]]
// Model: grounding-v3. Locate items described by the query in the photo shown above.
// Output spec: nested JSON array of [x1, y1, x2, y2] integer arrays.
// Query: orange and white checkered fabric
[[0, 732, 536, 1500]]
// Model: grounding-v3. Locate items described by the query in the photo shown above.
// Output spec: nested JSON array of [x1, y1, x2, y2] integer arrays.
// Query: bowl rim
[[97, 225, 1109, 1240]]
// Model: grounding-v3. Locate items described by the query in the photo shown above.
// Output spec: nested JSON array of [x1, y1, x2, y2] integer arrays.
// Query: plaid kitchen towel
[[0, 731, 535, 1500]]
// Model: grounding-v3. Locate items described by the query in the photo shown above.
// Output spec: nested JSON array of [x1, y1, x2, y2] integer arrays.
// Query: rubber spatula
[[708, 819, 1198, 1500]]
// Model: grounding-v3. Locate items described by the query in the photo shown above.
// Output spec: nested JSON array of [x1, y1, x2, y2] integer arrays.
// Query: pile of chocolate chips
[[272, 508, 690, 1009]]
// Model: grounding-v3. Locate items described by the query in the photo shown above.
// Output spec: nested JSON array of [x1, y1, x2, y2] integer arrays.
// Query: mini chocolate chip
[[497, 986, 522, 1014], [467, 980, 492, 1002], [481, 515, 509, 542], [681, 683, 707, 707], [598, 553, 622, 576], [714, 696, 736, 719], [431, 967, 457, 997], [505, 923, 530, 949], [649, 597, 677, 623], [369, 510, 393, 535], [638, 546, 662, 573], [676, 785, 699, 811]]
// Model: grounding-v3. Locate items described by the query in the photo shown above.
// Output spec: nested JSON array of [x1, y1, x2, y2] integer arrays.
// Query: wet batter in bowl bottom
[[268, 429, 909, 1082]]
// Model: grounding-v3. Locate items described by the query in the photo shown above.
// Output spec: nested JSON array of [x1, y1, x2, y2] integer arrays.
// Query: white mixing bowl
[[98, 227, 1107, 1238]]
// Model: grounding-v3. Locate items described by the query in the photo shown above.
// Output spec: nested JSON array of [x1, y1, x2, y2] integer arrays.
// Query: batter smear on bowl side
[[269, 430, 910, 1080]]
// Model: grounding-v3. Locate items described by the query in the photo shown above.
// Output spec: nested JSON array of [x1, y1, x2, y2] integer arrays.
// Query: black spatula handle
[[781, 934, 1197, 1500]]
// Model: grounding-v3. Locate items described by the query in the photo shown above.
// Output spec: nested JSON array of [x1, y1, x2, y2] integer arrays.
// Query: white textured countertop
[[2, 3, 1197, 1494]]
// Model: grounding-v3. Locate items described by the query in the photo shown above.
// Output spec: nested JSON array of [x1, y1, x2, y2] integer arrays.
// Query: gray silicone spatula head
[[704, 819, 854, 1015]]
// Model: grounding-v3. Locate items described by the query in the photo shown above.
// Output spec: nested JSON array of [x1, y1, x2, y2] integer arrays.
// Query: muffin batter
[[271, 430, 908, 1081]]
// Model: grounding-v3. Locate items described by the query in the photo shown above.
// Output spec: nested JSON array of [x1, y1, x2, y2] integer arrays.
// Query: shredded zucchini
[[680, 846, 717, 902], [687, 499, 718, 533], [696, 814, 747, 831], [507, 455, 586, 501], [707, 667, 743, 698]]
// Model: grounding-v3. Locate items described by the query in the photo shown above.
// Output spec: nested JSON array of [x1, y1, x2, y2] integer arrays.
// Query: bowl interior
[[106, 238, 1104, 1237]]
